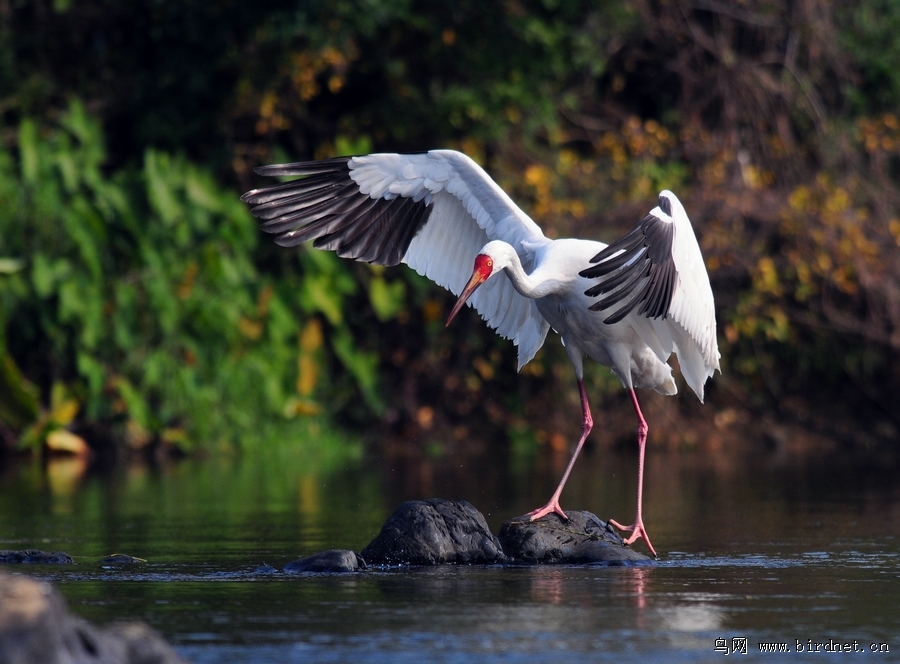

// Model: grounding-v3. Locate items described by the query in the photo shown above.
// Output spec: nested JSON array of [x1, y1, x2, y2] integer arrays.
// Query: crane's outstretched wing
[[580, 191, 720, 400], [241, 150, 551, 368]]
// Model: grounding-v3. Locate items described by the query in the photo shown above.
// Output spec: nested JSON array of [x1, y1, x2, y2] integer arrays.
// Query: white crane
[[241, 149, 720, 557]]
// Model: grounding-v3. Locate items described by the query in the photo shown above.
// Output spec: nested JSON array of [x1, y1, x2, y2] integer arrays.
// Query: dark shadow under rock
[[0, 572, 187, 664], [0, 549, 74, 564], [361, 499, 506, 566], [285, 549, 366, 573], [498, 511, 653, 565]]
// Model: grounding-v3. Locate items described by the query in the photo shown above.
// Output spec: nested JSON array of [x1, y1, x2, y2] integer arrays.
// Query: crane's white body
[[242, 148, 721, 556], [344, 149, 717, 397]]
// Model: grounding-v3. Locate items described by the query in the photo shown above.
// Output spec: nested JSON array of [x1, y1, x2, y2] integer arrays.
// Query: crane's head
[[445, 243, 509, 326]]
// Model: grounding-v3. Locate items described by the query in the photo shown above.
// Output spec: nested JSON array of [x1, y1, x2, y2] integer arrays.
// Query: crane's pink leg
[[527, 378, 592, 521], [609, 389, 658, 558]]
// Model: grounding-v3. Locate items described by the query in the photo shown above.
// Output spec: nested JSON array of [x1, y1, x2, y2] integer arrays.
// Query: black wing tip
[[273, 234, 305, 247], [658, 192, 673, 217], [243, 154, 434, 266], [583, 207, 677, 323], [253, 157, 351, 178]]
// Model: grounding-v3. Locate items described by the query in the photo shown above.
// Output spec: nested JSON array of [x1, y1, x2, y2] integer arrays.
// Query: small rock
[[0, 572, 188, 664], [284, 549, 366, 573], [498, 511, 653, 565], [361, 499, 506, 565], [0, 549, 74, 564], [99, 553, 146, 564]]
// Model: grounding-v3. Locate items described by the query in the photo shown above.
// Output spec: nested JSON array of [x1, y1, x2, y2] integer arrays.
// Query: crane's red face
[[445, 253, 494, 326]]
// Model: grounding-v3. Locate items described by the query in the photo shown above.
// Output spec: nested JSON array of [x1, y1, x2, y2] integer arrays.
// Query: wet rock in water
[[0, 549, 74, 564], [498, 511, 653, 565], [361, 499, 506, 565], [285, 549, 366, 573], [99, 553, 146, 564], [0, 572, 188, 664]]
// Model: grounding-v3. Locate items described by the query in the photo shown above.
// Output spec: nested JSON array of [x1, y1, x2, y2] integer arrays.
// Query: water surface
[[1, 435, 898, 663]]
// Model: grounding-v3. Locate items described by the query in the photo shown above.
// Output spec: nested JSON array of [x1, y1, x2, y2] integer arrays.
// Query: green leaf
[[0, 258, 24, 274], [331, 328, 384, 414], [144, 150, 182, 225], [18, 120, 39, 184], [368, 275, 406, 321]]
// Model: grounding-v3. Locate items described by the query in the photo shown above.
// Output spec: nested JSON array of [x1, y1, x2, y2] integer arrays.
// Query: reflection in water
[[1, 424, 899, 663], [527, 567, 568, 605], [46, 456, 89, 505], [619, 566, 650, 611]]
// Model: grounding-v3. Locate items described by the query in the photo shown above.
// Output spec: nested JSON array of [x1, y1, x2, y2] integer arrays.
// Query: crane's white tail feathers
[[654, 373, 678, 396], [628, 274, 719, 402], [671, 325, 714, 402]]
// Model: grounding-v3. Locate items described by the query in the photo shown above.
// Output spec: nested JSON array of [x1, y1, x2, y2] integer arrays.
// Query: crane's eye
[[486, 260, 493, 268]]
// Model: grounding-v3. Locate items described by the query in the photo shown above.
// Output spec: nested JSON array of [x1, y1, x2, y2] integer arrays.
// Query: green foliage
[[0, 0, 642, 165], [3, 0, 900, 454], [838, 0, 900, 113], [0, 102, 380, 450]]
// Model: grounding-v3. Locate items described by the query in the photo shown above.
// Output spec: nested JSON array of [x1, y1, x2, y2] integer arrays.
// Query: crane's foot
[[609, 517, 658, 559], [526, 499, 568, 522]]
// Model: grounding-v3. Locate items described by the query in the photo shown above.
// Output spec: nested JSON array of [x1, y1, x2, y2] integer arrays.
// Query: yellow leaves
[[788, 185, 810, 212], [422, 297, 443, 324], [823, 186, 851, 217], [598, 116, 675, 169], [254, 42, 359, 134], [473, 356, 495, 381], [794, 259, 813, 302], [740, 162, 770, 189], [416, 405, 434, 429], [521, 156, 588, 223], [593, 116, 685, 199], [856, 113, 900, 155], [45, 429, 89, 456], [890, 219, 900, 246], [19, 381, 87, 456], [754, 256, 782, 297], [284, 318, 324, 417], [49, 382, 80, 427], [730, 301, 792, 344], [290, 43, 358, 102], [781, 175, 884, 300], [238, 285, 274, 340], [765, 307, 791, 341], [238, 317, 263, 340], [255, 91, 290, 135], [297, 318, 323, 398], [524, 163, 551, 191]]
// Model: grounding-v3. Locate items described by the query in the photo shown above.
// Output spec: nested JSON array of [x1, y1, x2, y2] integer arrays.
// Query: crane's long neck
[[498, 244, 560, 300]]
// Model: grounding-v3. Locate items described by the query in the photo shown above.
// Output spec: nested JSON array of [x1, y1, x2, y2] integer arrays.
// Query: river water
[[1, 429, 898, 663]]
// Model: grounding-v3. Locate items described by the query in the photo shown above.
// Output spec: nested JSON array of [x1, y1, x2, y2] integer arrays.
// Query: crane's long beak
[[446, 269, 487, 326]]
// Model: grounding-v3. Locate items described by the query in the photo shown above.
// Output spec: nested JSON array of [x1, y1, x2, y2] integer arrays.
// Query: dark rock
[[0, 572, 188, 664], [284, 549, 366, 573], [498, 511, 653, 565], [99, 554, 146, 564], [0, 549, 74, 564], [361, 499, 506, 565]]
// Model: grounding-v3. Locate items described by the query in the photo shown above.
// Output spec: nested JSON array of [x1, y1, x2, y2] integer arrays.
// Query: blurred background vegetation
[[1, 0, 899, 460]]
